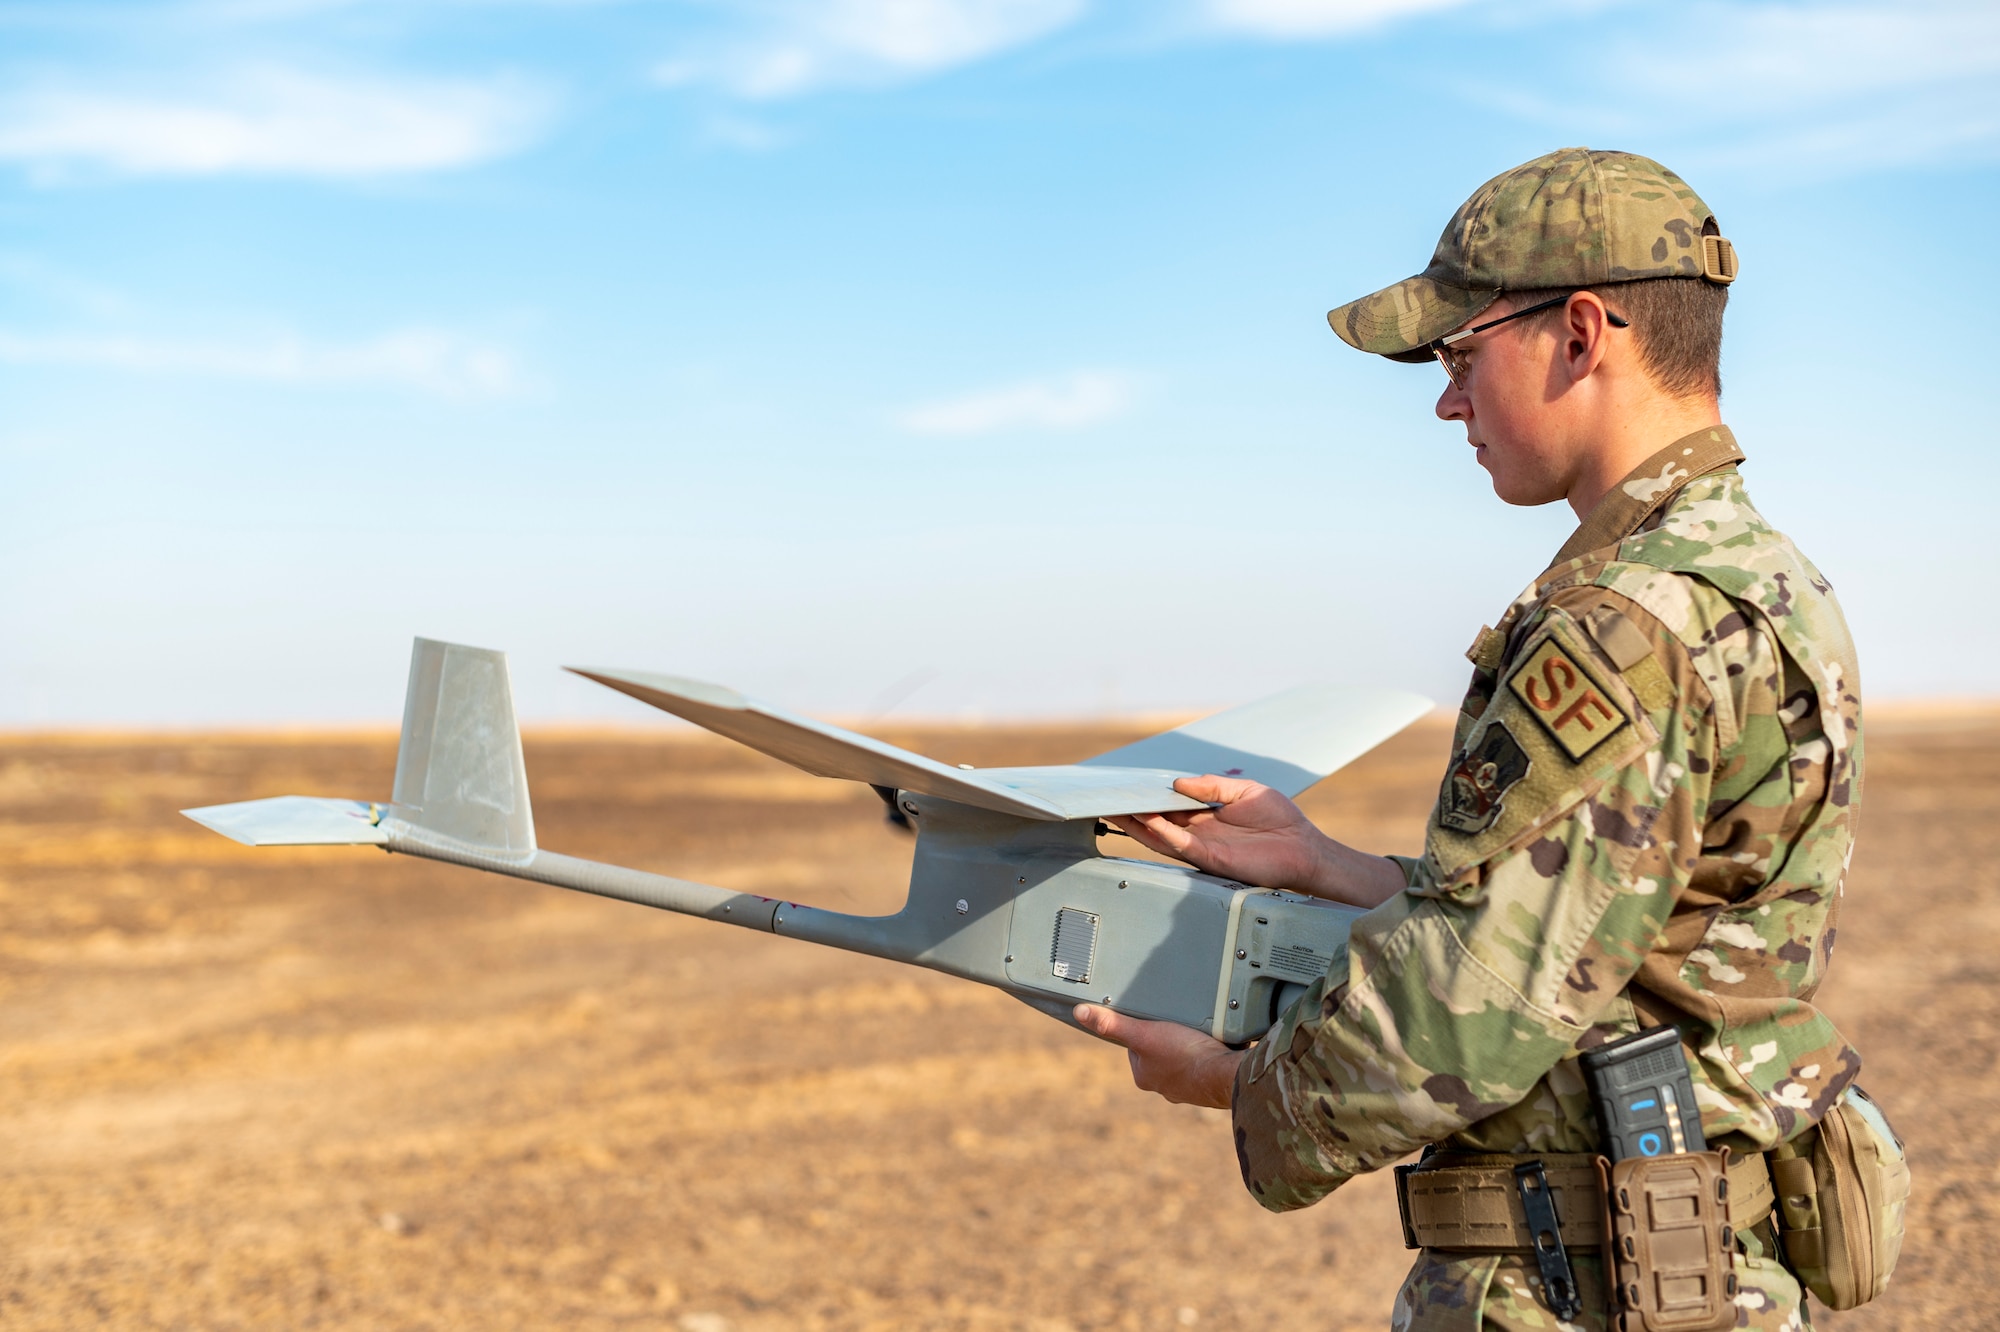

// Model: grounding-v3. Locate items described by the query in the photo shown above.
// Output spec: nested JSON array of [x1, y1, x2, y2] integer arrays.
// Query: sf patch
[[1439, 722, 1531, 833], [1506, 636, 1630, 760]]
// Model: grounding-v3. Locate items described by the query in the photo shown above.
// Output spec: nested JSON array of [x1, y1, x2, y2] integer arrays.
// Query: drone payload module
[[182, 639, 1430, 1044]]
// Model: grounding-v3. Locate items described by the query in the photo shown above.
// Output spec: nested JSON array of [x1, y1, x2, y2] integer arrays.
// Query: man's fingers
[[1103, 816, 1162, 856], [1115, 812, 1198, 861], [1076, 1003, 1199, 1057], [1073, 1003, 1131, 1047], [1172, 773, 1265, 805], [1077, 1005, 1243, 1108]]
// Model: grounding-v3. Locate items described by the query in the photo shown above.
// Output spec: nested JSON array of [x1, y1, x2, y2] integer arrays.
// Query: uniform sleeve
[[1230, 587, 1718, 1211]]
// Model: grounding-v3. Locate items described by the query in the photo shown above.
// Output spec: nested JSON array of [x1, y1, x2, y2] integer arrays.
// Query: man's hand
[[1106, 776, 1406, 908], [1073, 1003, 1243, 1110], [1107, 775, 1324, 889]]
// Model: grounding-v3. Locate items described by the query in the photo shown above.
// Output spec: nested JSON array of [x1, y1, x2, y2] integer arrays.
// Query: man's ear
[[1559, 291, 1616, 385]]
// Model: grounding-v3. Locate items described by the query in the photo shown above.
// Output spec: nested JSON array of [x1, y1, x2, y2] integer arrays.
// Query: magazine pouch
[[1604, 1149, 1735, 1330]]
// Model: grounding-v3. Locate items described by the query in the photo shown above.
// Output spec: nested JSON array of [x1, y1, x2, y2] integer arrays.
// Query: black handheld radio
[[1579, 1025, 1707, 1160]]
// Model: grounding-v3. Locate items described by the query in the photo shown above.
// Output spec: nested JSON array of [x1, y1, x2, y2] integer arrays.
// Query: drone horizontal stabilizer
[[183, 795, 389, 846], [1082, 683, 1434, 800]]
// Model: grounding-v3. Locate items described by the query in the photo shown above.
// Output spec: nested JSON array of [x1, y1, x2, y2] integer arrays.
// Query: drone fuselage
[[378, 789, 1357, 1044]]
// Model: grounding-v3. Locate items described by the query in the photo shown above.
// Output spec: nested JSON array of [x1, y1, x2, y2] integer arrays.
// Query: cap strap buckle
[[1702, 234, 1739, 285]]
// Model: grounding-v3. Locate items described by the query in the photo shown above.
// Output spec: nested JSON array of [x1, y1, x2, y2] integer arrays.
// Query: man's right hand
[[1106, 776, 1407, 909]]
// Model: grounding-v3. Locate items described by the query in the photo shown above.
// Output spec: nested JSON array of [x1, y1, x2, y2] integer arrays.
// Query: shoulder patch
[[1422, 608, 1660, 887], [1438, 721, 1530, 833], [1506, 636, 1631, 760]]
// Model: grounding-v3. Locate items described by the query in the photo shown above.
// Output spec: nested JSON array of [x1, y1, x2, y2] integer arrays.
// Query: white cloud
[[1740, 99, 1998, 172], [0, 327, 519, 396], [1207, 0, 1483, 37], [898, 370, 1134, 435], [655, 0, 1086, 99], [1469, 2, 2000, 174], [1628, 3, 2000, 110], [0, 67, 551, 179], [1689, 3, 2000, 172]]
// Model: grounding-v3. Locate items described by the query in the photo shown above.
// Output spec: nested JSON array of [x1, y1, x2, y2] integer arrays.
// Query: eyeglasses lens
[[1435, 346, 1467, 389]]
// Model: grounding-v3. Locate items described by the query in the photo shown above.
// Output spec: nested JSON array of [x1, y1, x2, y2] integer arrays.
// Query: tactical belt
[[1394, 1150, 1776, 1252]]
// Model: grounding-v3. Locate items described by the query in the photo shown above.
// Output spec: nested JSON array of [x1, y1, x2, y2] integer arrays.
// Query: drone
[[184, 639, 1429, 1044]]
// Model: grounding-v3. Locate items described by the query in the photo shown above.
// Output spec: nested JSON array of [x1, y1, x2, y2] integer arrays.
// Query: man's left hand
[[1073, 1004, 1244, 1110]]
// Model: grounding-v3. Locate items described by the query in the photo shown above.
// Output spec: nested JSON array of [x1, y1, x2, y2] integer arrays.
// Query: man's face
[[1433, 299, 1575, 507]]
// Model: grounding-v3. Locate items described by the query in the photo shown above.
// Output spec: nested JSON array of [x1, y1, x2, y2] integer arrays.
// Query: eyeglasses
[[1430, 294, 1631, 389]]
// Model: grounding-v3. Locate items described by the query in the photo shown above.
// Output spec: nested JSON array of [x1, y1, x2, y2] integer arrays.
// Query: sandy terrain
[[1, 713, 1990, 1330]]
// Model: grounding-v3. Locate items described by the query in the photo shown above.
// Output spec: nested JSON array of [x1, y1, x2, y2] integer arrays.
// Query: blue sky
[[3, 0, 1996, 726]]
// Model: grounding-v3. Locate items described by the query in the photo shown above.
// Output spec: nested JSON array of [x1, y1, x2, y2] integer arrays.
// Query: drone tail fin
[[183, 637, 536, 854], [387, 637, 538, 857]]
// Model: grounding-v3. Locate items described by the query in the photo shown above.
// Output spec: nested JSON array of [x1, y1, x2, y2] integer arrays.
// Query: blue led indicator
[[1628, 1098, 1657, 1111], [1637, 1132, 1664, 1157]]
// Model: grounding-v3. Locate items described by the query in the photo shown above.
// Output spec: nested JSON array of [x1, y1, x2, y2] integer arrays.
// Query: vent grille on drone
[[1050, 907, 1099, 984]]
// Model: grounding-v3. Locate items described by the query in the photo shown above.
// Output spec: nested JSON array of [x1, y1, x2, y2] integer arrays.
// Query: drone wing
[[1081, 682, 1434, 800], [568, 667, 1138, 820], [572, 668, 1430, 823]]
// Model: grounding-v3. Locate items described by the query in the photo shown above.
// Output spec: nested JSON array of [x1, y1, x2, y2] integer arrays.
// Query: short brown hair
[[1510, 277, 1727, 400]]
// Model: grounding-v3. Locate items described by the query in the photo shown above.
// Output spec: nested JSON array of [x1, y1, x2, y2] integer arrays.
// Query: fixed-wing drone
[[183, 639, 1429, 1044]]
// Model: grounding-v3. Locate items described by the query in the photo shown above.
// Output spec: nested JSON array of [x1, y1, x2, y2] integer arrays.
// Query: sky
[[2, 0, 1997, 728]]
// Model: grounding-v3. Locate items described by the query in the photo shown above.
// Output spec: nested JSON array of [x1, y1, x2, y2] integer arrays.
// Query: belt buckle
[[1393, 1161, 1422, 1250], [1514, 1159, 1583, 1322]]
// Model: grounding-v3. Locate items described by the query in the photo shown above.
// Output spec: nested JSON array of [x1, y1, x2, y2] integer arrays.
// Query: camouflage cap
[[1329, 147, 1739, 363]]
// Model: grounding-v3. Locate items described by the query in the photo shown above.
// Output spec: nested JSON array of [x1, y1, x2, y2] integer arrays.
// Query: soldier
[[1076, 147, 1864, 1329]]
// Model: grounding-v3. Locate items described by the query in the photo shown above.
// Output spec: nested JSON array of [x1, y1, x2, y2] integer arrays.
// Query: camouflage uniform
[[1230, 424, 1863, 1329]]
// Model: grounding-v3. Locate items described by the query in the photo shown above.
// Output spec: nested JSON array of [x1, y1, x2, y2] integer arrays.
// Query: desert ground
[[2, 711, 1992, 1330]]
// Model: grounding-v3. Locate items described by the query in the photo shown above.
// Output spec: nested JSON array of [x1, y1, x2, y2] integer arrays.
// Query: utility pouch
[[1604, 1148, 1736, 1331], [1769, 1085, 1910, 1310]]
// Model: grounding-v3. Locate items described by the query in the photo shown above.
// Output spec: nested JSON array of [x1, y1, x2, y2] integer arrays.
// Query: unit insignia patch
[[1438, 722, 1531, 834], [1506, 636, 1630, 761]]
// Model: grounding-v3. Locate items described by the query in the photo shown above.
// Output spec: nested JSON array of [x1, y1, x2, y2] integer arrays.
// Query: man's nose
[[1436, 380, 1468, 423]]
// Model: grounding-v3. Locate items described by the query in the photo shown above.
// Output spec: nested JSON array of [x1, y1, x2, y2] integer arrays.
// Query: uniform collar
[[1547, 425, 1744, 571]]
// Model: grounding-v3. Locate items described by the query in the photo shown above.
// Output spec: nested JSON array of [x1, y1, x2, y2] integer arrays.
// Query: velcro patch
[[1464, 624, 1507, 672], [1583, 605, 1678, 712], [1506, 637, 1630, 760]]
